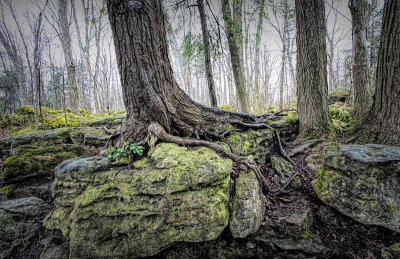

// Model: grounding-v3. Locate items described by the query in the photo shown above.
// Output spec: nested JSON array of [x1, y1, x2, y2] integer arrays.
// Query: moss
[[133, 158, 150, 168], [387, 204, 396, 214], [281, 115, 299, 123], [218, 104, 238, 111], [301, 231, 312, 238], [0, 184, 15, 196], [312, 167, 338, 199], [1, 145, 88, 183]]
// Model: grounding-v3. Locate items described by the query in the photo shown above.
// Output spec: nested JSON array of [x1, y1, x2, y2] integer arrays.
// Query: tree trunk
[[359, 0, 400, 146], [107, 0, 254, 142], [254, 0, 265, 99], [221, 0, 250, 112], [58, 0, 79, 114], [349, 0, 371, 120], [197, 0, 218, 107], [295, 0, 334, 138]]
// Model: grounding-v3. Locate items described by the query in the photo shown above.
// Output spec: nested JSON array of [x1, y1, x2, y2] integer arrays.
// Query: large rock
[[1, 144, 89, 184], [69, 127, 113, 147], [230, 170, 265, 238], [0, 128, 72, 157], [0, 197, 50, 259], [225, 129, 274, 166], [307, 142, 400, 232], [44, 143, 232, 258], [268, 115, 299, 136]]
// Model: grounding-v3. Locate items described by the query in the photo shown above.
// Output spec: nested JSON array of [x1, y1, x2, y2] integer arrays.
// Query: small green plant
[[107, 141, 144, 162]]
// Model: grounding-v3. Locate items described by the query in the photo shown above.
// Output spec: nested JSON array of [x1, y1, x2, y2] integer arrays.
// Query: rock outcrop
[[45, 143, 232, 258], [307, 142, 400, 232], [0, 197, 50, 259]]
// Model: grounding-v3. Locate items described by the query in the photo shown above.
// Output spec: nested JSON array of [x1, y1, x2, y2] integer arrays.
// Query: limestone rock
[[230, 170, 265, 238], [1, 144, 89, 184], [225, 129, 274, 166], [382, 243, 400, 259], [44, 143, 232, 258], [268, 115, 299, 136], [0, 197, 50, 259], [308, 142, 400, 232]]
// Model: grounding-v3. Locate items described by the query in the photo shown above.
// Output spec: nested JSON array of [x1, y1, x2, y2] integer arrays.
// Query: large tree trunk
[[295, 0, 334, 138], [221, 0, 250, 113], [349, 0, 371, 120], [107, 0, 254, 142], [359, 0, 400, 146], [197, 0, 218, 107], [58, 0, 79, 114]]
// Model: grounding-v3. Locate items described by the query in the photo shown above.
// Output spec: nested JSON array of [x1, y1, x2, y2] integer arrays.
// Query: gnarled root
[[147, 122, 269, 192]]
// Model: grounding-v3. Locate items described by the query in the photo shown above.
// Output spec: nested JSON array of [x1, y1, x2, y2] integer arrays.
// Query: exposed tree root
[[147, 122, 269, 192]]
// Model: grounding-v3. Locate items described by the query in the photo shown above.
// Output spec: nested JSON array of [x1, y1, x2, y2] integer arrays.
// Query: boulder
[[230, 170, 265, 238], [307, 142, 400, 232], [69, 127, 113, 147], [44, 143, 232, 258], [0, 197, 50, 259], [271, 156, 302, 189], [1, 144, 89, 184], [225, 129, 274, 166], [0, 128, 72, 157], [268, 115, 299, 136]]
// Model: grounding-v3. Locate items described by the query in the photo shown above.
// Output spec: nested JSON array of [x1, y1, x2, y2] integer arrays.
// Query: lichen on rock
[[307, 142, 400, 233], [44, 143, 233, 258]]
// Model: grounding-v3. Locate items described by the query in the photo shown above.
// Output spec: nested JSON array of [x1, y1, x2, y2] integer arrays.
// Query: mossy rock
[[1, 144, 89, 184], [308, 142, 400, 233], [225, 129, 274, 166], [382, 242, 400, 259], [86, 114, 125, 128], [0, 197, 50, 259], [268, 115, 299, 136], [69, 127, 113, 146], [45, 143, 232, 258], [230, 170, 265, 238]]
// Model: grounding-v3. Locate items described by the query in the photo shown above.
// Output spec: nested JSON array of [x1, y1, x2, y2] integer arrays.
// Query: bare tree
[[221, 0, 250, 112]]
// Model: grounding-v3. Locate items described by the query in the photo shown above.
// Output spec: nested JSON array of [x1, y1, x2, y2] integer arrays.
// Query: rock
[[271, 156, 293, 178], [40, 232, 69, 259], [382, 243, 400, 259], [0, 197, 50, 259], [308, 142, 400, 233], [251, 209, 328, 256], [69, 127, 112, 146], [86, 114, 125, 128], [225, 129, 274, 166], [0, 197, 50, 217], [230, 170, 265, 238], [268, 115, 299, 136], [44, 143, 232, 258], [0, 128, 72, 157], [271, 156, 301, 189], [1, 144, 89, 184]]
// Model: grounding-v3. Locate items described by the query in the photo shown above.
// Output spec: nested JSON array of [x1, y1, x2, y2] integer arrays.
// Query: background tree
[[58, 0, 79, 114], [349, 0, 371, 120], [295, 0, 333, 137], [221, 0, 250, 112], [197, 0, 218, 107], [357, 0, 400, 145]]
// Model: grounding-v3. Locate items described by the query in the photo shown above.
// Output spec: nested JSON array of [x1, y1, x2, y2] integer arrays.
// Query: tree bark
[[58, 0, 79, 114], [349, 0, 371, 120], [254, 0, 265, 99], [221, 0, 250, 112], [295, 0, 334, 138], [107, 0, 255, 142], [358, 0, 400, 146], [197, 0, 218, 107]]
